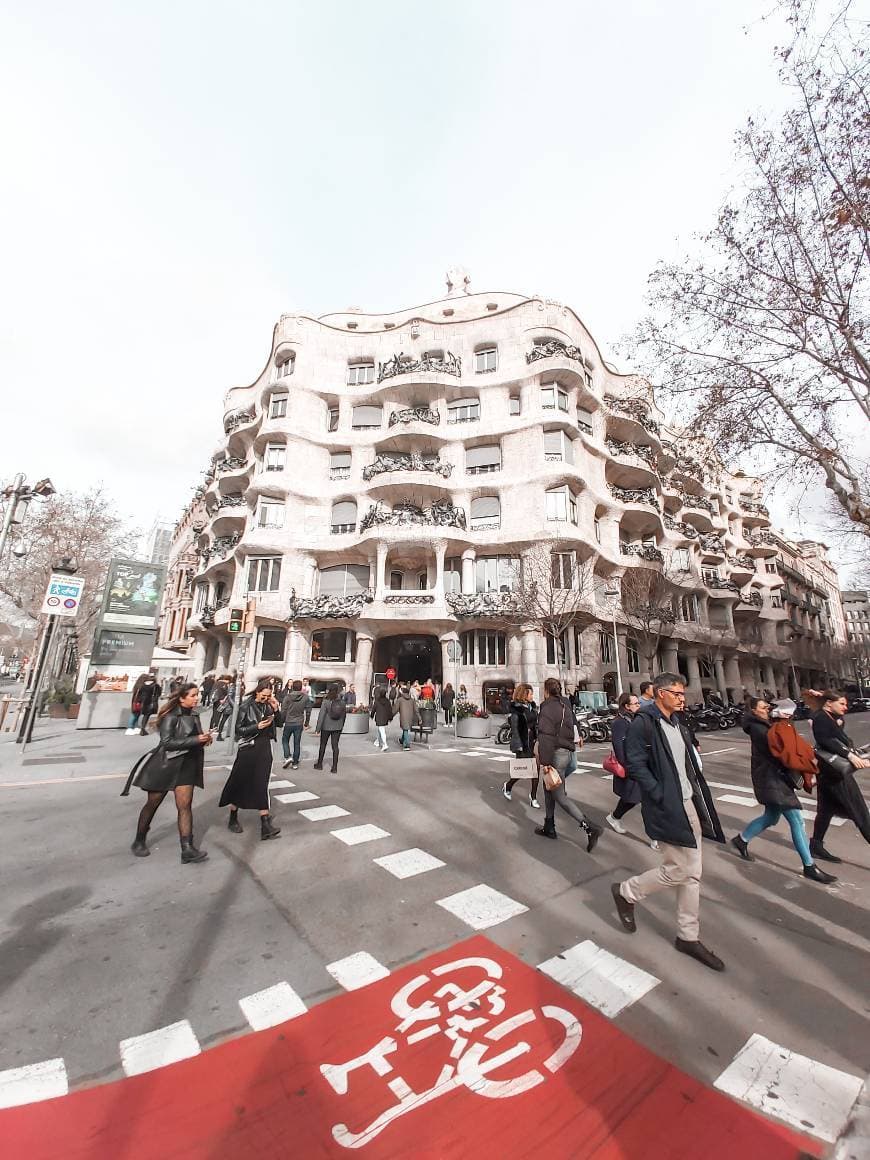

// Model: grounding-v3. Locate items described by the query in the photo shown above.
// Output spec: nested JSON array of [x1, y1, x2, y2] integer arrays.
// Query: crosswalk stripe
[[436, 884, 528, 930], [269, 779, 295, 789], [239, 982, 307, 1030], [119, 1021, 200, 1077], [326, 952, 390, 991], [373, 848, 446, 879], [0, 1058, 68, 1109], [716, 794, 846, 825], [299, 805, 351, 821], [329, 824, 391, 846], [274, 791, 319, 804], [714, 1033, 863, 1143], [538, 940, 660, 1018]]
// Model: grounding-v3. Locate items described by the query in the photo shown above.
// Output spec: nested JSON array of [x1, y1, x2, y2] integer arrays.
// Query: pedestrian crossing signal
[[228, 608, 244, 633]]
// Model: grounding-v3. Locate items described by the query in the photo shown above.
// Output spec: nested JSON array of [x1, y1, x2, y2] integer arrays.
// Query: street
[[0, 718, 868, 1156]]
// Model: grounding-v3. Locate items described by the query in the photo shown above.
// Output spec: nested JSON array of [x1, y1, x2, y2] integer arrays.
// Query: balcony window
[[545, 629, 569, 666], [599, 631, 615, 664], [771, 596, 782, 609], [573, 627, 584, 665], [448, 398, 480, 424], [594, 517, 602, 543], [417, 570, 428, 590], [258, 501, 285, 529], [545, 487, 577, 524], [319, 563, 370, 596], [543, 430, 573, 464], [311, 629, 357, 664], [247, 557, 281, 592], [269, 393, 288, 419], [327, 407, 340, 432], [765, 562, 778, 573], [258, 628, 286, 663], [445, 557, 462, 593], [470, 495, 500, 530], [330, 450, 351, 480], [466, 444, 501, 474], [577, 409, 594, 436], [475, 347, 497, 373], [672, 548, 690, 571], [509, 395, 521, 416], [626, 639, 640, 672], [389, 570, 403, 591], [461, 629, 506, 666], [551, 551, 576, 590], [475, 555, 518, 593], [331, 500, 357, 535], [275, 353, 295, 379], [265, 443, 286, 472], [347, 362, 374, 385], [351, 404, 382, 429], [681, 594, 699, 622], [541, 385, 569, 412], [194, 583, 208, 613]]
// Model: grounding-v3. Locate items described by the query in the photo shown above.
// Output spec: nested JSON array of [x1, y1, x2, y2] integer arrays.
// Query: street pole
[[612, 610, 623, 697], [225, 633, 250, 751], [0, 472, 25, 568], [18, 615, 59, 751]]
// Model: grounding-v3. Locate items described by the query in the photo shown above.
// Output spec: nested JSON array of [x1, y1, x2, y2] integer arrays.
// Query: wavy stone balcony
[[362, 452, 453, 482], [224, 407, 257, 435], [377, 352, 461, 383], [446, 591, 525, 619], [663, 515, 699, 540], [287, 588, 375, 621], [746, 530, 778, 556], [360, 500, 466, 533], [621, 543, 665, 564], [388, 406, 441, 428], [608, 484, 660, 509], [604, 394, 662, 437]]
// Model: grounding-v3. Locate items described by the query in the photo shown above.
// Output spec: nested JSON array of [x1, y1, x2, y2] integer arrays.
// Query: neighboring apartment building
[[184, 273, 846, 705], [843, 589, 870, 645], [145, 519, 174, 566], [156, 496, 208, 653]]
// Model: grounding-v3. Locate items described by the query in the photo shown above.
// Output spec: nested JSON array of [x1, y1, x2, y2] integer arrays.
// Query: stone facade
[[184, 276, 847, 704]]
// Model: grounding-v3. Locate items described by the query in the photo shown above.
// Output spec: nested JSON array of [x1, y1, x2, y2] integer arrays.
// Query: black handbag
[[814, 748, 853, 780]]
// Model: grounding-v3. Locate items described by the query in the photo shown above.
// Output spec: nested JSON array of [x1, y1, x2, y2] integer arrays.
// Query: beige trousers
[[620, 807, 702, 941]]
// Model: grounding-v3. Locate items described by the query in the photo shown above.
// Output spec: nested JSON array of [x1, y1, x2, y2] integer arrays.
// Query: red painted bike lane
[[3, 935, 822, 1159]]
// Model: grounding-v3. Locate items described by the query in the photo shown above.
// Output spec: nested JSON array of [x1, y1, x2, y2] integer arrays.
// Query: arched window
[[474, 345, 498, 373], [331, 500, 357, 534], [275, 351, 295, 379], [269, 392, 288, 419], [470, 496, 500, 530]]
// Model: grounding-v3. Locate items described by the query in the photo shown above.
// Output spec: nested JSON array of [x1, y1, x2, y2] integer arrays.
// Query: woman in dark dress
[[127, 683, 212, 863], [605, 692, 658, 848], [219, 678, 283, 840], [810, 689, 870, 863], [502, 683, 540, 808]]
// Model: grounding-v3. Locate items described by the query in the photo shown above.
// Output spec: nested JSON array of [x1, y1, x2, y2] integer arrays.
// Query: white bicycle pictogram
[[320, 955, 582, 1149]]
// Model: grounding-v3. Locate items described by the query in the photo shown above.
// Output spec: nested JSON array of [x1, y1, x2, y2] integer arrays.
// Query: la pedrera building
[[182, 271, 846, 710]]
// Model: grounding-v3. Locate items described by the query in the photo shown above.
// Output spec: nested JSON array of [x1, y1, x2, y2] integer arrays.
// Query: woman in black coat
[[502, 683, 539, 808], [810, 690, 870, 862], [219, 678, 283, 840], [125, 683, 213, 863], [441, 683, 456, 725], [605, 693, 658, 848], [731, 698, 835, 882], [370, 685, 394, 751]]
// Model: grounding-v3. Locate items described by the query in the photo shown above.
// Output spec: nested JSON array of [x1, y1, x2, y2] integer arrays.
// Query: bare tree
[[695, 621, 735, 700], [3, 487, 138, 649], [627, 0, 870, 537], [618, 566, 677, 679]]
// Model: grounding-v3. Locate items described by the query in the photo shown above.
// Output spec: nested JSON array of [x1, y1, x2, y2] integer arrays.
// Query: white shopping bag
[[508, 757, 537, 780]]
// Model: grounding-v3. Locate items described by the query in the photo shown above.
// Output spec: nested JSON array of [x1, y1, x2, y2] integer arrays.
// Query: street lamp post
[[604, 585, 623, 697], [0, 475, 56, 572], [18, 555, 78, 751]]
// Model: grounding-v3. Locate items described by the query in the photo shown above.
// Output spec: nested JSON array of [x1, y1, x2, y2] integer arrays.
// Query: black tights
[[813, 803, 870, 846], [317, 731, 341, 769], [137, 785, 195, 841], [506, 777, 540, 798], [612, 800, 636, 820]]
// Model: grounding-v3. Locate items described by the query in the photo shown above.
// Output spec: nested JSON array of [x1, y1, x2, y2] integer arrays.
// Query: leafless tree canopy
[[627, 0, 870, 538], [2, 487, 138, 647], [619, 566, 677, 674]]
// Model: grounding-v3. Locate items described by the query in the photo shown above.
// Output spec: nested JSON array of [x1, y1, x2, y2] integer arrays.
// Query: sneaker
[[529, 794, 541, 809], [606, 813, 627, 835], [291, 762, 299, 770], [502, 781, 511, 801], [674, 938, 725, 972], [372, 739, 381, 749], [282, 758, 292, 769], [381, 746, 389, 752], [649, 839, 659, 851], [125, 728, 137, 736], [611, 883, 636, 933]]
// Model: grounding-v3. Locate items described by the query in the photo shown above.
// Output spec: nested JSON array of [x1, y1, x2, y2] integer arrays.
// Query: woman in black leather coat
[[127, 683, 213, 863], [810, 689, 870, 862], [219, 678, 284, 840], [502, 683, 540, 808]]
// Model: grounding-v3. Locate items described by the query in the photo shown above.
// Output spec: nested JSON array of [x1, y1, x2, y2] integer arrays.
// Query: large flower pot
[[342, 714, 370, 735], [48, 704, 67, 719], [457, 716, 490, 739], [67, 704, 81, 720]]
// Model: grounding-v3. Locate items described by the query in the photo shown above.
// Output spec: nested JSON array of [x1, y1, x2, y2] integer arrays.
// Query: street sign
[[385, 666, 397, 681], [40, 573, 85, 618], [228, 608, 244, 633], [446, 641, 461, 663]]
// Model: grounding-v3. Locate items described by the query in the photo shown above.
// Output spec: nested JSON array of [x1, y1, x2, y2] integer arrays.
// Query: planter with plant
[[456, 701, 490, 738], [343, 704, 370, 734], [47, 678, 82, 720]]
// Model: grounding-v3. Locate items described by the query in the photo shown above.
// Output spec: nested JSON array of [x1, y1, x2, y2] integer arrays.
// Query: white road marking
[[330, 824, 391, 846], [574, 762, 604, 769], [326, 951, 391, 991], [0, 1058, 68, 1109], [697, 747, 737, 756], [299, 805, 351, 821], [239, 982, 307, 1030], [436, 747, 459, 752], [274, 791, 319, 803], [269, 779, 295, 789], [538, 940, 660, 1018], [706, 779, 818, 808], [436, 884, 528, 930], [714, 1033, 863, 1143], [487, 755, 513, 762], [119, 1020, 201, 1077], [717, 794, 845, 825], [373, 848, 446, 879]]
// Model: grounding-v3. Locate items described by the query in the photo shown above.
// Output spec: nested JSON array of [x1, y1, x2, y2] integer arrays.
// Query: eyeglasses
[[661, 688, 686, 699]]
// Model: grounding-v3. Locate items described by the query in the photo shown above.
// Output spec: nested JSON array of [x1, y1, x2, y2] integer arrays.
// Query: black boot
[[260, 814, 281, 840], [227, 809, 243, 834], [730, 834, 754, 861], [581, 820, 602, 853], [131, 828, 150, 857], [535, 819, 557, 839], [809, 839, 842, 864], [803, 863, 837, 884], [180, 837, 208, 863]]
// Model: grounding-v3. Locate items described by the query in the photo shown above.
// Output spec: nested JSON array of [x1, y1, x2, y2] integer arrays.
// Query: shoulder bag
[[542, 764, 562, 790], [603, 751, 626, 779], [815, 748, 853, 779]]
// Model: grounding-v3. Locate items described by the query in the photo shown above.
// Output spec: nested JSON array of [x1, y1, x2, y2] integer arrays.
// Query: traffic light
[[228, 607, 244, 633]]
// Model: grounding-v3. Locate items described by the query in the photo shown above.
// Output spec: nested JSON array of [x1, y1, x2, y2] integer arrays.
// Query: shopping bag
[[508, 756, 536, 780], [542, 765, 562, 790]]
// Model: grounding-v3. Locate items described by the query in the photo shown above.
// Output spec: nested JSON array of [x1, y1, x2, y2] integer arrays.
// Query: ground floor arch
[[373, 634, 442, 688]]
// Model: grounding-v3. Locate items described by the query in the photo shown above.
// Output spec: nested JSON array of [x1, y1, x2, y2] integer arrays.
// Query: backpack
[[328, 697, 344, 720]]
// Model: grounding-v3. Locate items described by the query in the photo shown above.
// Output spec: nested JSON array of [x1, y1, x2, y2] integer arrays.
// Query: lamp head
[[33, 478, 56, 498]]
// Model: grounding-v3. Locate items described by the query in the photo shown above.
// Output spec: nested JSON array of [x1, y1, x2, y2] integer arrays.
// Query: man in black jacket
[[611, 672, 726, 971]]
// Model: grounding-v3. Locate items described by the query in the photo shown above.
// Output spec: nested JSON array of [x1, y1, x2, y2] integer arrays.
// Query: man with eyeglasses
[[612, 672, 726, 971]]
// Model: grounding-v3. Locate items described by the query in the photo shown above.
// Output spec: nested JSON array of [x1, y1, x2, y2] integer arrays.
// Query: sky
[[2, 0, 834, 560]]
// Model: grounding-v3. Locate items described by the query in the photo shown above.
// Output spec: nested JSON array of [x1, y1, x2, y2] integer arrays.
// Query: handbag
[[508, 756, 537, 780], [542, 765, 562, 790], [603, 751, 626, 779], [815, 748, 853, 779]]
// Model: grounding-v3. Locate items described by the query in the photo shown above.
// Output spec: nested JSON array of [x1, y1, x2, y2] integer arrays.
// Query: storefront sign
[[91, 629, 156, 667], [100, 559, 166, 628]]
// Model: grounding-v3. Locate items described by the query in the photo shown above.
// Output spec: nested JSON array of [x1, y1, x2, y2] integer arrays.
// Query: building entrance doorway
[[374, 635, 441, 687]]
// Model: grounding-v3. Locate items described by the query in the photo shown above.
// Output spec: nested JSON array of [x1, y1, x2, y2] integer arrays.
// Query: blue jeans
[[282, 723, 302, 763], [741, 806, 813, 866], [400, 727, 410, 749]]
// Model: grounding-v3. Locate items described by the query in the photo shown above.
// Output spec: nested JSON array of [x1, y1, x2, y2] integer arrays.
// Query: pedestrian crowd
[[121, 669, 868, 973]]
